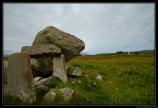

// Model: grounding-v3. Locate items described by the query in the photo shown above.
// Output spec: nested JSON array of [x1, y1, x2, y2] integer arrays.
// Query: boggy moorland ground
[[4, 54, 155, 105]]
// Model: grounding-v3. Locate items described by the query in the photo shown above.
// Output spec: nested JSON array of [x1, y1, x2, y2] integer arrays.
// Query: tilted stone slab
[[53, 54, 67, 82], [33, 76, 60, 88], [21, 44, 61, 58], [7, 53, 36, 103], [32, 26, 85, 62]]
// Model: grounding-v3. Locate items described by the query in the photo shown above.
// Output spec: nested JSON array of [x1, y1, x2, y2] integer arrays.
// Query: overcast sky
[[3, 3, 155, 55]]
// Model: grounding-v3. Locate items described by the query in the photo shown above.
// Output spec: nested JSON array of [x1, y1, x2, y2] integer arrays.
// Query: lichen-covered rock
[[43, 90, 56, 104], [60, 87, 74, 100], [21, 44, 61, 57], [7, 53, 36, 103], [32, 26, 85, 62], [53, 54, 67, 82]]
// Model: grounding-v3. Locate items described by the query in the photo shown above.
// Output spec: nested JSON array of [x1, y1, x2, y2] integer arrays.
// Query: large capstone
[[53, 54, 67, 82], [7, 53, 36, 103], [32, 26, 85, 62]]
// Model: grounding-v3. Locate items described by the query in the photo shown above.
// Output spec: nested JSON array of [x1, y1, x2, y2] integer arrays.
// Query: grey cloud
[[3, 3, 155, 54]]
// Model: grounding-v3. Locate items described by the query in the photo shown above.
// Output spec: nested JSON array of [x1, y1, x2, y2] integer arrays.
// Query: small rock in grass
[[96, 74, 103, 81], [60, 88, 74, 100], [43, 90, 56, 104], [66, 66, 81, 76], [36, 84, 49, 92]]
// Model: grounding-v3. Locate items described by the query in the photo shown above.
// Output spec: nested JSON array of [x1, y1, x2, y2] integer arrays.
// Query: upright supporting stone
[[53, 54, 67, 82], [7, 53, 36, 103]]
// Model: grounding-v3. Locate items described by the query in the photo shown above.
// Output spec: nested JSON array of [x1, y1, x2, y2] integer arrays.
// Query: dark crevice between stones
[[30, 53, 61, 58]]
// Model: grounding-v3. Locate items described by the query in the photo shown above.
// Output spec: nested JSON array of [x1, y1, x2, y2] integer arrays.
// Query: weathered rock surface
[[21, 44, 61, 57], [66, 66, 81, 76], [43, 90, 56, 104], [7, 53, 36, 103], [30, 58, 39, 68], [53, 54, 67, 82], [33, 77, 42, 85], [34, 76, 60, 88], [43, 76, 61, 88], [60, 88, 74, 100], [32, 26, 85, 62]]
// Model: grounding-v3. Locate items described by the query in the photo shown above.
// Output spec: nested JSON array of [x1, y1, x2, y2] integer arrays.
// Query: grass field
[[4, 54, 155, 105]]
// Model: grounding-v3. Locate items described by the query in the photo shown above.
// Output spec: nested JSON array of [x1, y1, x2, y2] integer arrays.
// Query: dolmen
[[4, 26, 85, 103]]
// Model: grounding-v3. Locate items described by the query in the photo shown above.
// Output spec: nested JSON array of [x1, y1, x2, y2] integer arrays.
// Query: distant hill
[[80, 52, 91, 56], [96, 53, 115, 56], [134, 49, 155, 54], [95, 49, 155, 55]]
